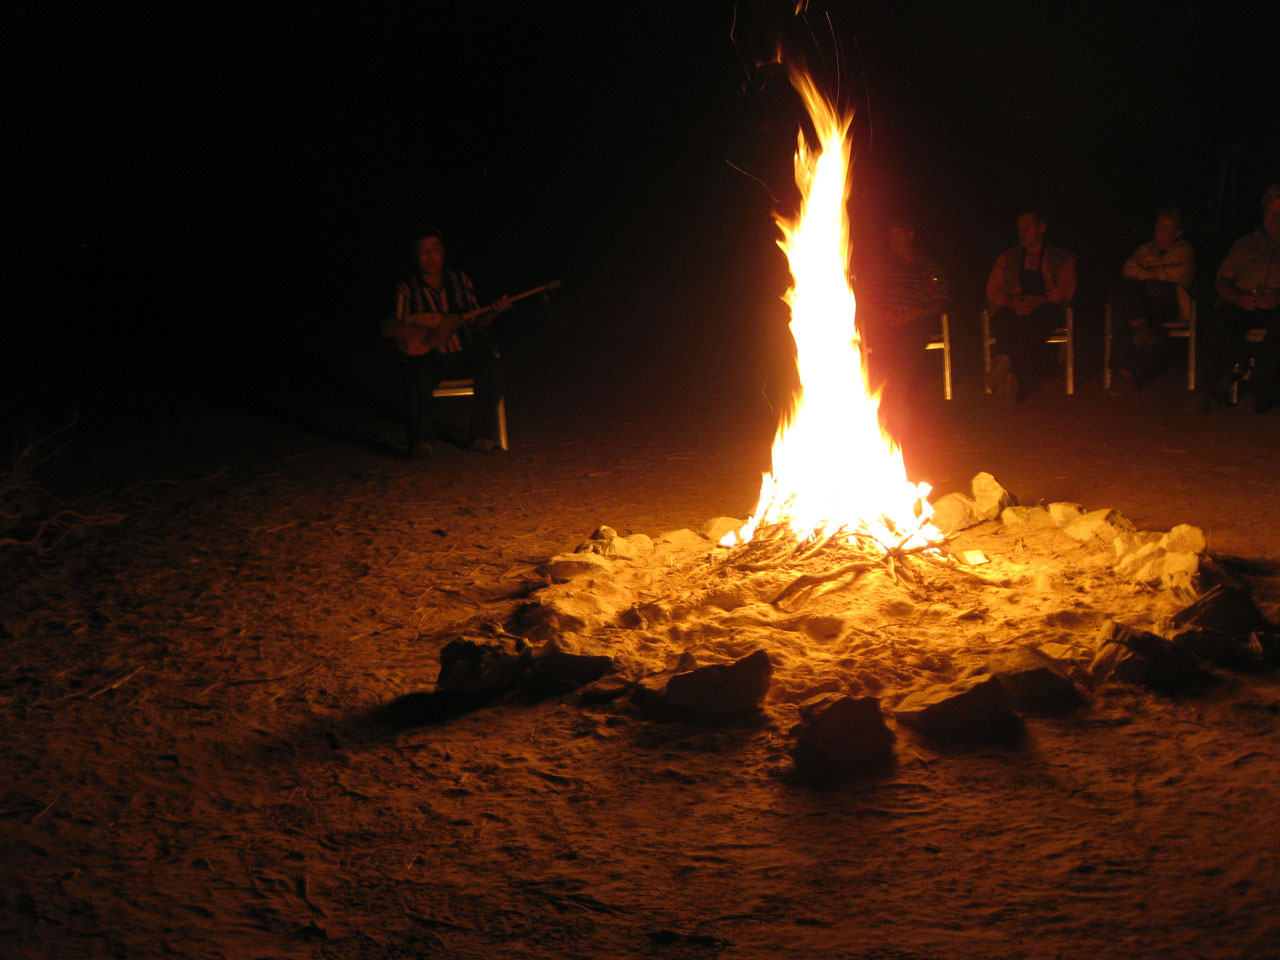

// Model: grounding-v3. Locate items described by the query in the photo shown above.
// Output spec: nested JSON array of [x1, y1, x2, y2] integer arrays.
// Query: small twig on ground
[[29, 790, 63, 824], [0, 508, 126, 554], [200, 661, 322, 696], [40, 665, 146, 706], [914, 551, 1007, 586], [791, 529, 844, 564], [770, 561, 878, 607], [297, 873, 328, 916]]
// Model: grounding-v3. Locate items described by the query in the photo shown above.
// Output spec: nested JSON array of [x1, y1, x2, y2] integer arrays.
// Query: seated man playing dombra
[[381, 228, 510, 457], [1107, 207, 1195, 394], [985, 208, 1077, 399]]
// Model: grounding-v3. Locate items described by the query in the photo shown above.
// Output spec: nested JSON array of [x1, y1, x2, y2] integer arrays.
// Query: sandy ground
[[3, 360, 1280, 960]]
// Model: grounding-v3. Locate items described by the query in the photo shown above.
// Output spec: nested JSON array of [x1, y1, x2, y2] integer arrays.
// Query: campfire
[[421, 66, 1275, 778], [728, 66, 936, 555], [719, 65, 961, 613]]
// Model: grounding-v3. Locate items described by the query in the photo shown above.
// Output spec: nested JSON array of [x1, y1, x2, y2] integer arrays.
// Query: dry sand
[[3, 366, 1279, 960]]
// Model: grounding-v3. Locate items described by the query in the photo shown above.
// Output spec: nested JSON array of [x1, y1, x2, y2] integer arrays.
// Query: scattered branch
[[770, 560, 877, 607]]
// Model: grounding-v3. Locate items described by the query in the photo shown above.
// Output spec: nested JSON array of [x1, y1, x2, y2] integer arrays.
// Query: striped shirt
[[863, 254, 950, 312], [392, 269, 479, 354]]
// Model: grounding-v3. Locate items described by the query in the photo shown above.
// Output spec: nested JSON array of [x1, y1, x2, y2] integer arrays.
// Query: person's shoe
[[408, 440, 435, 458], [469, 437, 501, 453], [1106, 371, 1136, 397]]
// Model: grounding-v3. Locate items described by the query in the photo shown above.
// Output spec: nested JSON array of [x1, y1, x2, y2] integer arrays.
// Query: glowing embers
[[728, 68, 937, 553]]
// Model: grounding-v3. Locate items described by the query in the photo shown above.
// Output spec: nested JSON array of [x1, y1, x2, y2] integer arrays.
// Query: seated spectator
[[857, 216, 950, 427], [1201, 184, 1280, 411], [381, 227, 509, 456], [1108, 207, 1195, 394], [985, 208, 1077, 399]]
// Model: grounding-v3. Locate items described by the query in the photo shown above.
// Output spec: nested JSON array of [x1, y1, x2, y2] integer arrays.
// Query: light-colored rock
[[576, 536, 636, 559], [930, 492, 982, 534], [971, 472, 1015, 520], [700, 516, 745, 543], [620, 533, 654, 555], [609, 537, 639, 559], [1139, 551, 1200, 586], [1000, 505, 1056, 530], [1063, 508, 1134, 544], [1115, 544, 1200, 585], [1113, 531, 1163, 560], [1160, 523, 1207, 556], [657, 528, 704, 551], [1114, 541, 1164, 578], [575, 525, 644, 559], [536, 552, 613, 581], [1047, 501, 1086, 526]]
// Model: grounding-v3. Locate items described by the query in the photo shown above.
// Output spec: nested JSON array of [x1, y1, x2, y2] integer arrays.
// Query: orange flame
[[727, 68, 938, 550]]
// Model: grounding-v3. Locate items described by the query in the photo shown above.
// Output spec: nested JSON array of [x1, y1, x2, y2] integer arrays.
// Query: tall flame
[[729, 69, 937, 550]]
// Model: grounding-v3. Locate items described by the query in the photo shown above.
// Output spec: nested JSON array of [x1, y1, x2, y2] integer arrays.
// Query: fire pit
[[423, 66, 1275, 775]]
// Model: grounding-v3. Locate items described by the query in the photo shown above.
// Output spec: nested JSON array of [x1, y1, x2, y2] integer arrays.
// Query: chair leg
[[1065, 307, 1074, 395], [942, 313, 952, 400], [982, 311, 992, 394], [496, 397, 509, 451], [1187, 303, 1197, 391], [1103, 304, 1112, 390]]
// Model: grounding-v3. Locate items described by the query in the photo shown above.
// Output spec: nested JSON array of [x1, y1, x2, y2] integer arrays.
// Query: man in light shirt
[[1204, 184, 1280, 411], [1107, 207, 1195, 394]]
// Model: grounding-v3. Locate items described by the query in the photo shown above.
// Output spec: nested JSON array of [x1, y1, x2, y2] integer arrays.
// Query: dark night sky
[[7, 1, 1279, 432]]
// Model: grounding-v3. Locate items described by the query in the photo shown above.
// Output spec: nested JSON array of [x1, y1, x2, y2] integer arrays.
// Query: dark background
[[7, 0, 1279, 443]]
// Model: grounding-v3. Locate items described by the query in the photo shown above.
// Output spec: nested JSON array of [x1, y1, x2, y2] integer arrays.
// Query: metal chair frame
[[1103, 300, 1197, 391], [924, 313, 953, 400], [981, 306, 1075, 395], [432, 378, 509, 450]]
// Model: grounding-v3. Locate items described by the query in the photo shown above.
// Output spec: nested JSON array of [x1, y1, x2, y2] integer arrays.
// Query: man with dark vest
[[985, 208, 1077, 399], [381, 227, 509, 457]]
